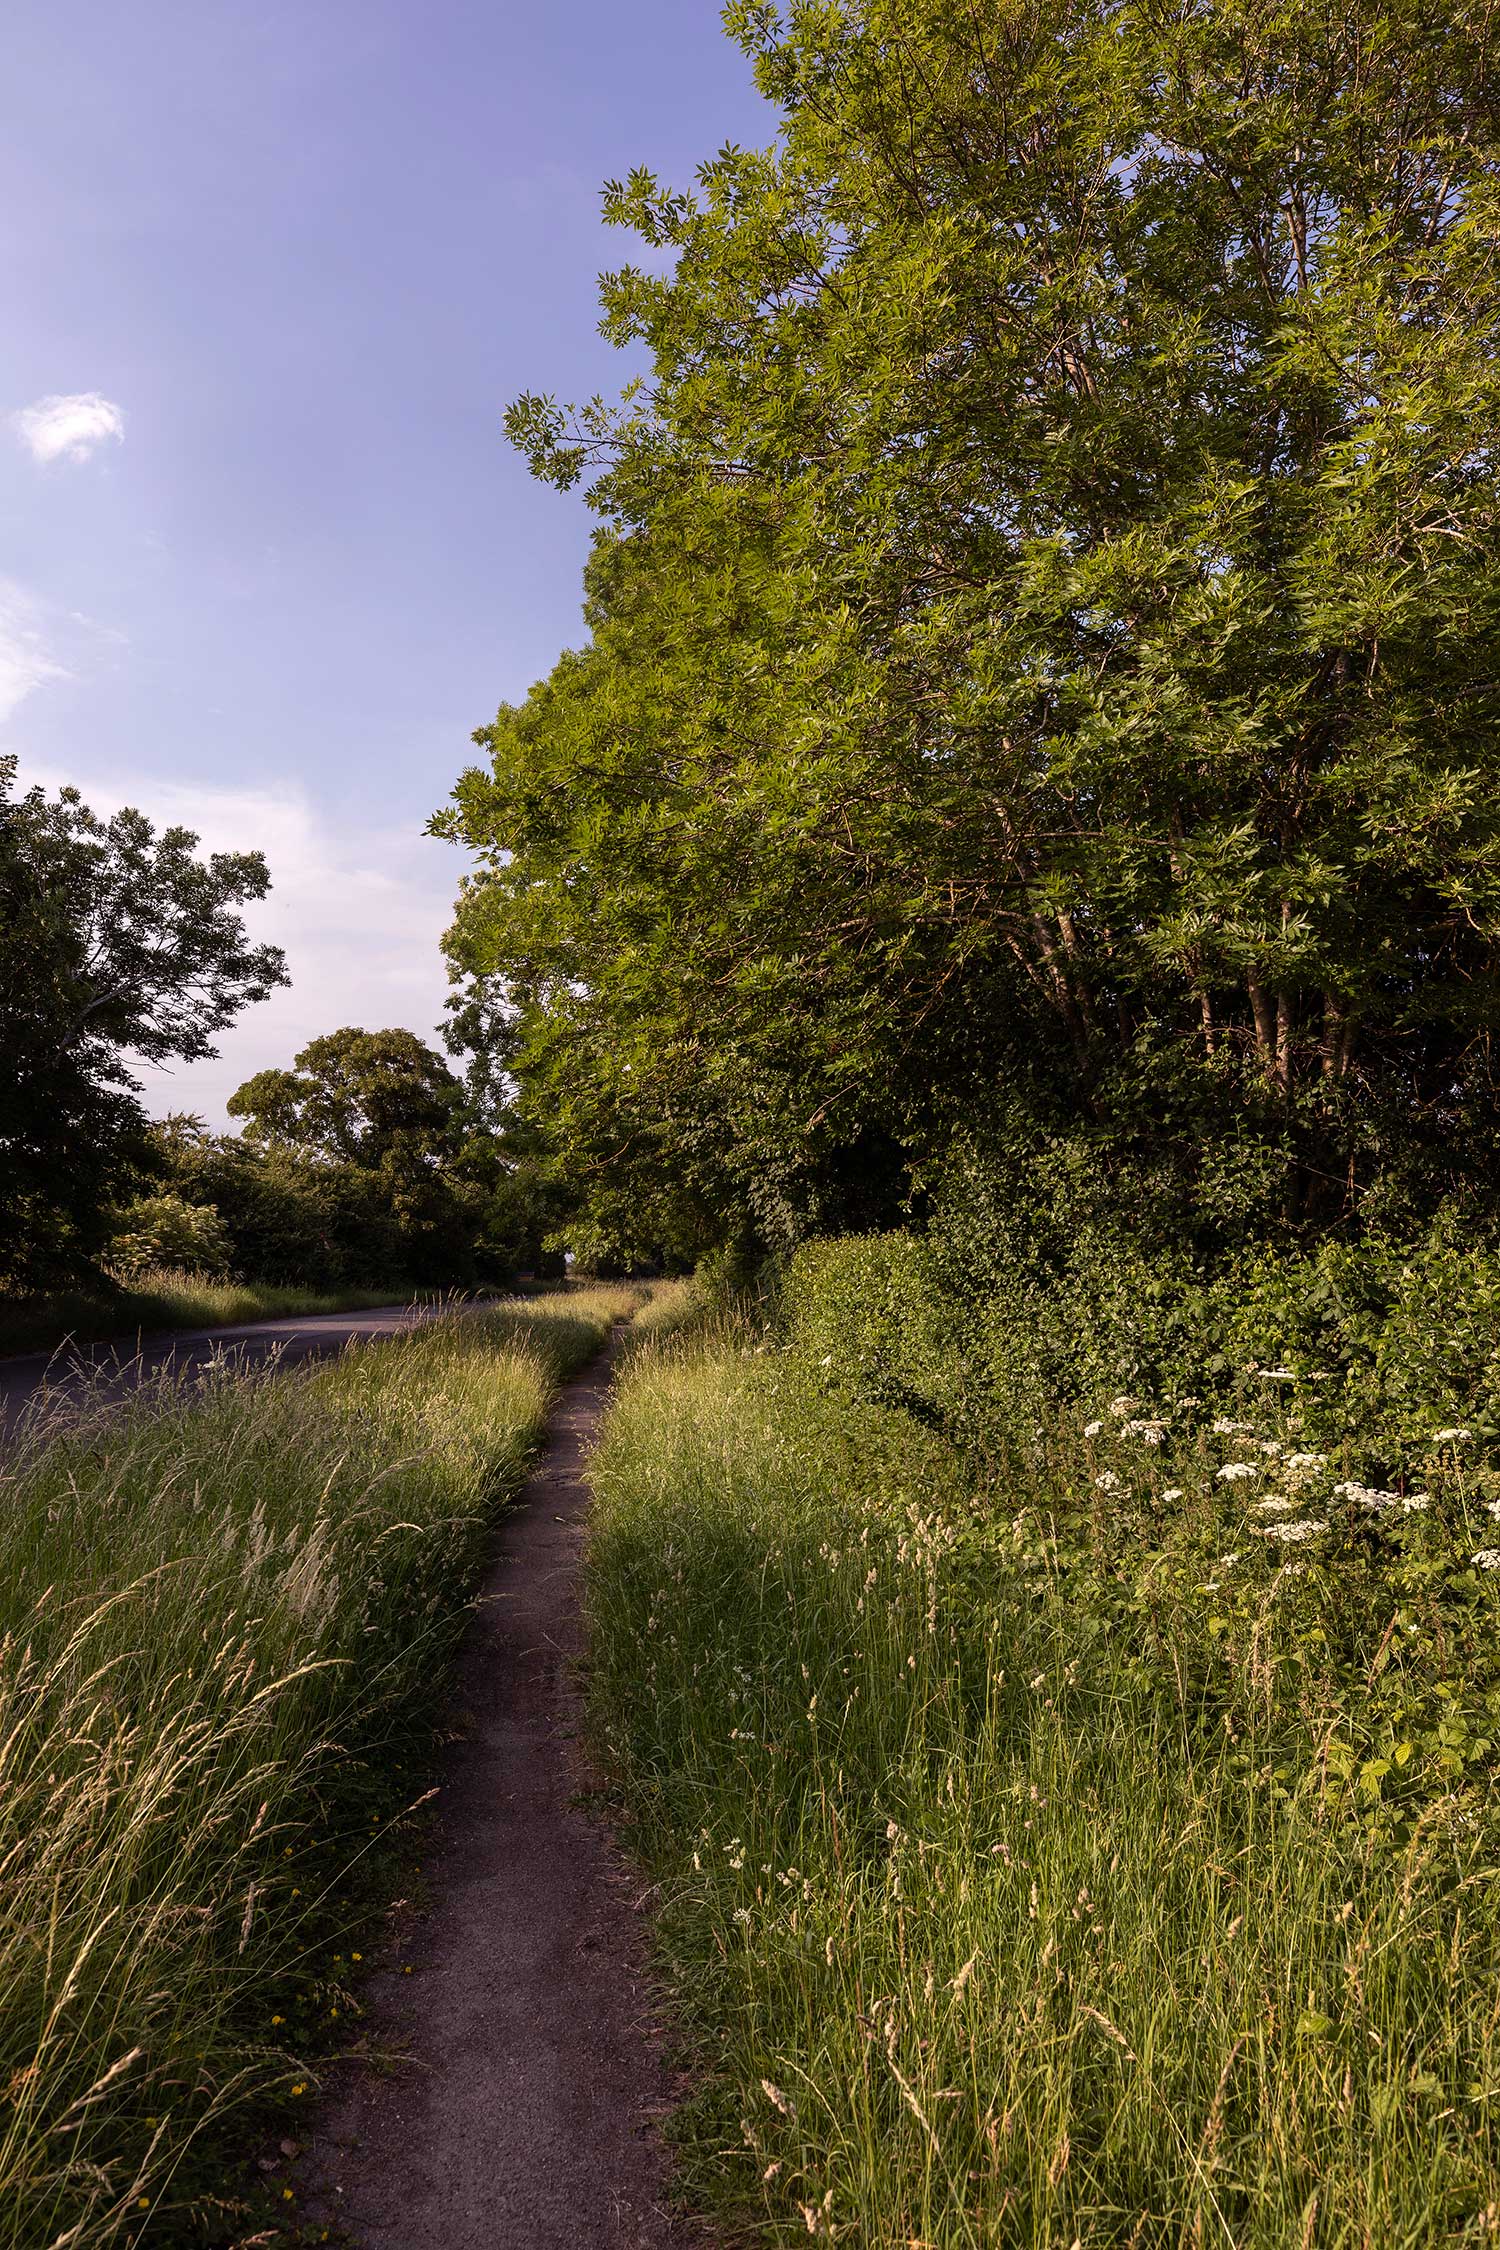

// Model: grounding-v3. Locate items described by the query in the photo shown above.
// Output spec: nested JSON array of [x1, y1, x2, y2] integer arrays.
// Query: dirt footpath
[[300, 1336, 701, 2249]]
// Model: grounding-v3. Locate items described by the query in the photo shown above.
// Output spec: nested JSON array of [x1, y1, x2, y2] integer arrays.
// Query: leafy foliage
[[443, 0, 1500, 1258], [227, 1027, 465, 1170], [219, 1029, 558, 1285], [106, 1193, 232, 1279]]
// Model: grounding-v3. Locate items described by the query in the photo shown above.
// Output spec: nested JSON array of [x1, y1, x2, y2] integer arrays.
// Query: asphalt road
[[0, 1301, 437, 1438]]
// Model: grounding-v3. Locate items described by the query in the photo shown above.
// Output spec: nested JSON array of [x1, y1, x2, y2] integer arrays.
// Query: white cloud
[[14, 391, 125, 466], [15, 762, 467, 1129], [0, 580, 67, 722]]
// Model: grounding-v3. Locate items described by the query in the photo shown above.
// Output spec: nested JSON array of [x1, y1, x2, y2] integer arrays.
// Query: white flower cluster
[[1253, 1518, 1327, 1543], [1212, 1416, 1255, 1435], [1217, 1461, 1258, 1483], [1332, 1481, 1430, 1515], [1472, 1549, 1500, 1571], [1123, 1418, 1169, 1444], [1433, 1428, 1472, 1444]]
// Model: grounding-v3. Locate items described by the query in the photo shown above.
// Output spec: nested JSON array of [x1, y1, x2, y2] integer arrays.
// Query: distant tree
[[0, 758, 287, 1285], [228, 1029, 488, 1283], [228, 1028, 465, 1169]]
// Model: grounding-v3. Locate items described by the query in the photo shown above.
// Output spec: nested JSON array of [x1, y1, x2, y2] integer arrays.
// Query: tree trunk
[[1246, 970, 1278, 1079]]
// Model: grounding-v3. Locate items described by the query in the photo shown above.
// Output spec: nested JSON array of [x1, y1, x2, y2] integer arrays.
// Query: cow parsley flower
[[1434, 1428, 1472, 1444], [1217, 1462, 1258, 1482], [1212, 1417, 1255, 1436], [1285, 1453, 1327, 1473], [1095, 1470, 1122, 1491], [1083, 1420, 1104, 1438], [1334, 1481, 1399, 1512], [1161, 1486, 1184, 1502], [1254, 1518, 1327, 1543], [1472, 1548, 1500, 1571]]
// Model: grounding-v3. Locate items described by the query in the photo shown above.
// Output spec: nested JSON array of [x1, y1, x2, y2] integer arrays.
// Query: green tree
[[228, 1029, 489, 1284], [0, 759, 286, 1284], [228, 1027, 465, 1170], [442, 0, 1500, 1254]]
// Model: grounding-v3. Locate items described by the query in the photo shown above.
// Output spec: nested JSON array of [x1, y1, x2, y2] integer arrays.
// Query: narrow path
[[300, 1334, 700, 2250], [0, 1302, 432, 1437]]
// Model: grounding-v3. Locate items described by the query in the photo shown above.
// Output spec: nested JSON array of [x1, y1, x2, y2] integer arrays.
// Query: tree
[[441, 0, 1500, 1255], [0, 758, 287, 1284], [228, 1028, 465, 1169], [228, 1029, 489, 1283]]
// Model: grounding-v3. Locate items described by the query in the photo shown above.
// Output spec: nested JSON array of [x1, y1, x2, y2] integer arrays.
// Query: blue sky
[[0, 0, 771, 1121]]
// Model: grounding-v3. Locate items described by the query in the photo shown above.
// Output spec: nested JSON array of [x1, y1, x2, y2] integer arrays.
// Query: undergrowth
[[587, 1319, 1500, 2247]]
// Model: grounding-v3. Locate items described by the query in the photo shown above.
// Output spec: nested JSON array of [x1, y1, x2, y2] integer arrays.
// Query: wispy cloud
[[14, 391, 125, 466], [0, 581, 67, 722]]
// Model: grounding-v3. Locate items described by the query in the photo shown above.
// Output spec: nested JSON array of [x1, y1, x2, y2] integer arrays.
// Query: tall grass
[[587, 1338, 1500, 2247], [0, 1286, 637, 2247]]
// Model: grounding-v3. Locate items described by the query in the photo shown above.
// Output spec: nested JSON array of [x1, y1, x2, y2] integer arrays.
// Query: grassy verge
[[0, 1284, 639, 2248], [0, 1267, 410, 1360], [587, 1333, 1500, 2248]]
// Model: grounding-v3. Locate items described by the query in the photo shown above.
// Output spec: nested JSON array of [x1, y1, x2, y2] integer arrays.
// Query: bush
[[779, 1160, 1500, 1493], [106, 1192, 232, 1277]]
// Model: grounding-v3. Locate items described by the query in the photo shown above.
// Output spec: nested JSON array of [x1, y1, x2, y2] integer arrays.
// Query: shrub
[[106, 1193, 232, 1278]]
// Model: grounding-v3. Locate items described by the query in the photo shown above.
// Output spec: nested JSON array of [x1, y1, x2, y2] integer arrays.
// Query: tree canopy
[[228, 1027, 465, 1171], [439, 0, 1500, 1260]]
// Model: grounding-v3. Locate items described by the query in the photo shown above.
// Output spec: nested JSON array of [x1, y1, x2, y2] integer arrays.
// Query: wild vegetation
[[0, 1287, 636, 2248], [442, 0, 1500, 1274], [8, 0, 1500, 2240], [587, 1258, 1500, 2246]]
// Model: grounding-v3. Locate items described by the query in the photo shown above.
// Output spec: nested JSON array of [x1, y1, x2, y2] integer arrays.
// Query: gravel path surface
[[299, 1333, 702, 2250], [0, 1303, 432, 1436]]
